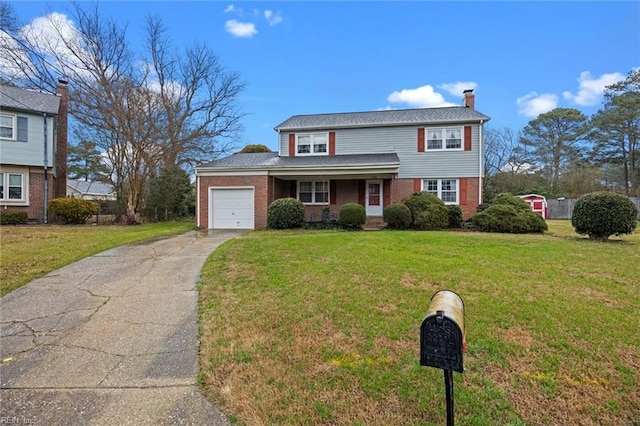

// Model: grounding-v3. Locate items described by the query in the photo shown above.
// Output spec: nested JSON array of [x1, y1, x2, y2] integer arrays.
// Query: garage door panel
[[210, 188, 254, 229]]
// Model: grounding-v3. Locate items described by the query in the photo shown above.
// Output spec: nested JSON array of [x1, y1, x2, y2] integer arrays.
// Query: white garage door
[[210, 188, 254, 229]]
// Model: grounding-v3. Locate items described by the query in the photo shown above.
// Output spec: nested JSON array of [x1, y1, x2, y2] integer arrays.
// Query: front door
[[366, 180, 383, 216]]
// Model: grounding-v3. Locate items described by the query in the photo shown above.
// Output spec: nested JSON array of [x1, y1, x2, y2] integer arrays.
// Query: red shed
[[519, 194, 548, 219]]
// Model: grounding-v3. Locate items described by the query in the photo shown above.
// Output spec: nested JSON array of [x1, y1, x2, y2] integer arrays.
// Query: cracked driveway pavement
[[0, 229, 243, 425]]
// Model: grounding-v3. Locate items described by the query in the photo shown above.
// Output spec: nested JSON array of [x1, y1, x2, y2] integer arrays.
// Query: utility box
[[420, 290, 466, 373]]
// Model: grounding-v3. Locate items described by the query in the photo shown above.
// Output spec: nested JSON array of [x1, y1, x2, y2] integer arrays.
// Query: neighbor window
[[298, 180, 329, 204], [297, 133, 328, 156], [0, 114, 15, 140], [422, 178, 458, 204], [0, 172, 24, 200], [426, 127, 462, 150]]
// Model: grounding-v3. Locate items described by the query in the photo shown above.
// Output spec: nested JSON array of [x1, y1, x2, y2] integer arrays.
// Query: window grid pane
[[427, 130, 442, 150], [8, 174, 22, 200], [445, 128, 461, 149]]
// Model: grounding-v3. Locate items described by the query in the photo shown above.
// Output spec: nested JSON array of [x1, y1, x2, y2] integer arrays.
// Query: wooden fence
[[547, 197, 640, 219]]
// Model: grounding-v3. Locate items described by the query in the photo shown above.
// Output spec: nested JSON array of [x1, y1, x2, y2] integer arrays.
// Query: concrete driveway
[[1, 229, 244, 425]]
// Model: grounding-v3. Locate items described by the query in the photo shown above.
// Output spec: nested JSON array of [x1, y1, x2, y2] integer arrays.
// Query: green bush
[[48, 197, 99, 224], [338, 203, 366, 230], [0, 211, 28, 225], [267, 197, 305, 229], [571, 191, 638, 241], [383, 203, 412, 229], [472, 204, 547, 234], [447, 205, 463, 228], [403, 192, 448, 229], [494, 192, 531, 211]]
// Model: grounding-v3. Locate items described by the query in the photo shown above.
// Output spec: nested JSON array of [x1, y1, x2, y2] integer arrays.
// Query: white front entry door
[[366, 180, 383, 216]]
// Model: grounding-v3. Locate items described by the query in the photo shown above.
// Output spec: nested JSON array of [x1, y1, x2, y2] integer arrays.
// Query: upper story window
[[422, 178, 458, 204], [0, 172, 24, 201], [426, 127, 462, 150], [297, 133, 328, 156], [0, 114, 15, 140]]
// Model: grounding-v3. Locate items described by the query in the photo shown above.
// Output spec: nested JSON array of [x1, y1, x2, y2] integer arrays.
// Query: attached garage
[[209, 187, 255, 229]]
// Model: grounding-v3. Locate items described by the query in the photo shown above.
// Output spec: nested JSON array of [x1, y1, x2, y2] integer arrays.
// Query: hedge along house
[[0, 82, 69, 222], [195, 90, 490, 229]]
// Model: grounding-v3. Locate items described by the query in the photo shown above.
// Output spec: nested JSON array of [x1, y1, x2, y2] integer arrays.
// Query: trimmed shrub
[[447, 205, 463, 228], [494, 192, 531, 211], [472, 204, 547, 234], [48, 197, 99, 224], [338, 203, 366, 230], [403, 192, 448, 229], [571, 191, 638, 241], [383, 203, 411, 229], [267, 197, 305, 229], [0, 211, 28, 225]]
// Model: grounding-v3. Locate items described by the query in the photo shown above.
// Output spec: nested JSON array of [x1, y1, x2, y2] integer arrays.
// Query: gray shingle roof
[[274, 107, 490, 131], [67, 179, 115, 196], [198, 152, 400, 170], [0, 85, 61, 115]]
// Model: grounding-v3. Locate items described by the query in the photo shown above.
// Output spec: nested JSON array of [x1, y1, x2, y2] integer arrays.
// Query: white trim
[[366, 180, 383, 216], [196, 170, 269, 177], [421, 178, 459, 205], [0, 169, 28, 205], [208, 186, 255, 229], [297, 179, 329, 205], [295, 132, 329, 156], [196, 176, 201, 228], [0, 113, 17, 141], [424, 126, 464, 151]]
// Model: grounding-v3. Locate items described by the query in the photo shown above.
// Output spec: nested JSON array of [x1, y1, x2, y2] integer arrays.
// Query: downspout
[[478, 120, 484, 205], [43, 113, 48, 224]]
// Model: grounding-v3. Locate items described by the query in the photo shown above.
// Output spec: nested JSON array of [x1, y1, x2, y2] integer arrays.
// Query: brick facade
[[197, 174, 270, 229]]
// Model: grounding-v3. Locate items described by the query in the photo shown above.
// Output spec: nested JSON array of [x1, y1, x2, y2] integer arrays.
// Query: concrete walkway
[[1, 230, 243, 425]]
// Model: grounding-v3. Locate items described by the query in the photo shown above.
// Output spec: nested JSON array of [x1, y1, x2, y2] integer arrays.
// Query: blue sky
[[7, 1, 640, 153]]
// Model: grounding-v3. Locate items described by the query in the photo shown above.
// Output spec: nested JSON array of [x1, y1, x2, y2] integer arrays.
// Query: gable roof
[[0, 85, 61, 115], [197, 152, 400, 171], [274, 107, 490, 131]]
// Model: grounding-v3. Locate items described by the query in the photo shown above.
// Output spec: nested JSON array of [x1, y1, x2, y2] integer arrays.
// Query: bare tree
[[483, 126, 523, 175], [1, 3, 245, 223]]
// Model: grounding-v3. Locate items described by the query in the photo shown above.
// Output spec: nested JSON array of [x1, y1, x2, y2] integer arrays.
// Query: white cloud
[[264, 10, 283, 26], [516, 92, 558, 117], [224, 20, 257, 38], [439, 81, 478, 96], [224, 5, 237, 14], [387, 85, 456, 108], [562, 70, 626, 106]]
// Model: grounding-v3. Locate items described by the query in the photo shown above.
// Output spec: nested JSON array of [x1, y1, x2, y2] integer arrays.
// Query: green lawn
[[0, 221, 195, 296], [198, 221, 639, 425]]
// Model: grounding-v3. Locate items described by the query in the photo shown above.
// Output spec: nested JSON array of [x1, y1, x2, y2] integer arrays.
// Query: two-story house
[[0, 81, 69, 222], [195, 90, 490, 229]]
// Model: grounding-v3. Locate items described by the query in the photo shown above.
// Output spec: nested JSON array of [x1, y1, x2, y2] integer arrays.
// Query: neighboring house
[[195, 90, 490, 229], [67, 179, 116, 201], [0, 81, 69, 222]]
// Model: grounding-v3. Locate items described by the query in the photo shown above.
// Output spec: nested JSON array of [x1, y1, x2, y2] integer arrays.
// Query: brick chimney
[[54, 80, 68, 199], [463, 89, 475, 109]]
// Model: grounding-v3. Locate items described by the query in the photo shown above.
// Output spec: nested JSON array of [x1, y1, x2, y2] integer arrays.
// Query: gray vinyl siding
[[0, 111, 56, 167], [278, 123, 483, 178]]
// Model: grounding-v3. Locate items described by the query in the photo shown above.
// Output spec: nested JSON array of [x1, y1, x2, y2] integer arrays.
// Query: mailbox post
[[420, 290, 466, 426]]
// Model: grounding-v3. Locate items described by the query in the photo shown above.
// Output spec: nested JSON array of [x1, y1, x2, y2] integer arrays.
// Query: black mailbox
[[420, 290, 466, 373]]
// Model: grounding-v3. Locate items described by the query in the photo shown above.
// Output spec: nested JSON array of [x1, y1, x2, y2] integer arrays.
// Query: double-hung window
[[0, 114, 15, 140], [426, 127, 462, 150], [298, 180, 329, 204], [0, 172, 24, 200], [297, 133, 328, 156], [422, 179, 458, 204]]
